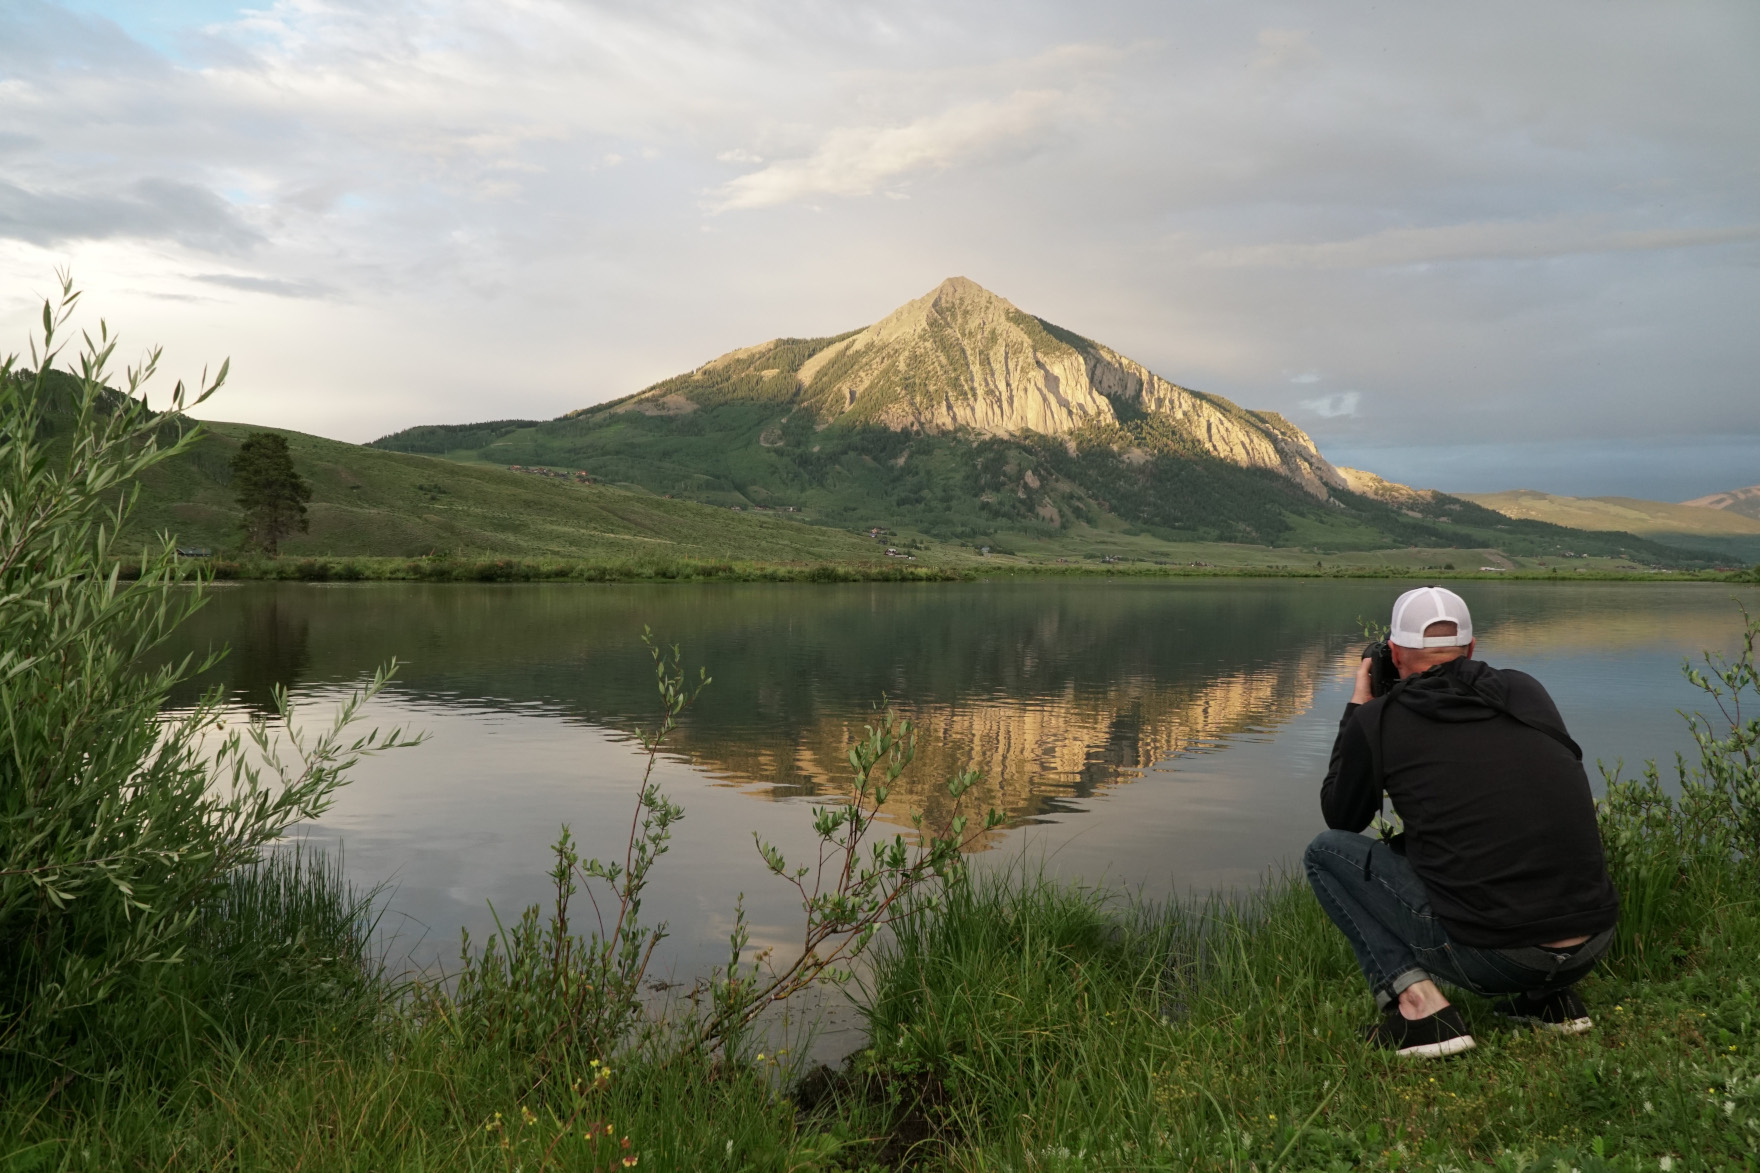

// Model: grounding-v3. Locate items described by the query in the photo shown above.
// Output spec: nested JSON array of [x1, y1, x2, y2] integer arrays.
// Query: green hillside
[[117, 418, 897, 564], [373, 346, 1704, 567]]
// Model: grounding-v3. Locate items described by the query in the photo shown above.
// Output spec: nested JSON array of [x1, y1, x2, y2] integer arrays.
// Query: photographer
[[1304, 586, 1619, 1058]]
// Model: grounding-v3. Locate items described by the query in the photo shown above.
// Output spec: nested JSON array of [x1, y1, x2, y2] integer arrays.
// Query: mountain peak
[[849, 276, 1026, 353], [623, 278, 1345, 498], [927, 275, 1001, 302]]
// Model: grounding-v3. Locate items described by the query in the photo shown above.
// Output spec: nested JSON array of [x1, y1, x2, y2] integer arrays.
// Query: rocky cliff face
[[619, 277, 1345, 499]]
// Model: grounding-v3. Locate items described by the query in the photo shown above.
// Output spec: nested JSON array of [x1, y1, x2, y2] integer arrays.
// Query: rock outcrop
[[1337, 466, 1438, 507]]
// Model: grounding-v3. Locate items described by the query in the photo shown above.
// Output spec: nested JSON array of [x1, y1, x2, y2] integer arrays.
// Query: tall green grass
[[21, 857, 1744, 1170], [1, 849, 385, 1088], [832, 864, 1759, 1171]]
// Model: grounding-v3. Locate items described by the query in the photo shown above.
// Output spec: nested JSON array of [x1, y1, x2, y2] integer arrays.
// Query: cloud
[[192, 273, 335, 298], [1200, 219, 1760, 269], [0, 0, 1755, 494], [708, 89, 1066, 212], [0, 178, 259, 252], [1302, 392, 1361, 418], [1251, 28, 1319, 74]]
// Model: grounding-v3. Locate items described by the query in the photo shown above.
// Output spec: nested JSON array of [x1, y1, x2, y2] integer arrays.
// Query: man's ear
[[1389, 643, 1410, 673], [1465, 639, 1476, 659]]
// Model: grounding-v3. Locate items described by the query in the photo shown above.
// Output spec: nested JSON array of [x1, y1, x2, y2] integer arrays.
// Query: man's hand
[[1351, 655, 1375, 705]]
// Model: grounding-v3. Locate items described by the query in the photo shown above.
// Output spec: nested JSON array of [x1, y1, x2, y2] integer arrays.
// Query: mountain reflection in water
[[158, 579, 1756, 976], [167, 581, 1356, 836]]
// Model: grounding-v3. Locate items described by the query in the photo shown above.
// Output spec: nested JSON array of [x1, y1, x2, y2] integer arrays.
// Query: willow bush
[[0, 277, 413, 1068], [1595, 602, 1760, 978]]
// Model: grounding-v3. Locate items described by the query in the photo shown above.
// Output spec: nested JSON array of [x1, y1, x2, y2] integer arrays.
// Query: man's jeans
[[1303, 829, 1610, 1009]]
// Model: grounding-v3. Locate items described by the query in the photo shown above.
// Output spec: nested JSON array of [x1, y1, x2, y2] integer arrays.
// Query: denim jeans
[[1303, 829, 1610, 1009]]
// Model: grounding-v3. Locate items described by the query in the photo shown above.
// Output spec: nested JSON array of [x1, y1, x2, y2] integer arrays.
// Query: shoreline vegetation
[[3, 617, 1757, 1169], [140, 553, 1760, 585], [6, 286, 1758, 1171]]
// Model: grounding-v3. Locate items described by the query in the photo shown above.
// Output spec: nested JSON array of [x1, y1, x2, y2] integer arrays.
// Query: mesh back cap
[[1390, 586, 1474, 648]]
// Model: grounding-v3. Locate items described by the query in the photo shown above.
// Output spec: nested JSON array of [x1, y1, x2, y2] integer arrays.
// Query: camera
[[1363, 640, 1399, 698]]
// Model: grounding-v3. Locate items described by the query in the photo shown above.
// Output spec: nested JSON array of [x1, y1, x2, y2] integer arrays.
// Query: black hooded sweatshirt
[[1321, 657, 1619, 948]]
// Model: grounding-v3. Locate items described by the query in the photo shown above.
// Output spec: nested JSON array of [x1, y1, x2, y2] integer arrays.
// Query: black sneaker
[[1362, 1005, 1477, 1058], [1493, 987, 1593, 1035]]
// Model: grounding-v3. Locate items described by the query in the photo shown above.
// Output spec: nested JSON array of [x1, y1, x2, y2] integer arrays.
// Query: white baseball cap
[[1389, 586, 1474, 648]]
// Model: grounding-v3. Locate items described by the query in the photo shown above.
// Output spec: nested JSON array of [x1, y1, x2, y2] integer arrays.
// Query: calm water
[[163, 579, 1756, 987]]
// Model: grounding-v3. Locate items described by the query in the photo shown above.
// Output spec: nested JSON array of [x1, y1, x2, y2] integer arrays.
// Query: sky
[[2, 0, 1756, 500]]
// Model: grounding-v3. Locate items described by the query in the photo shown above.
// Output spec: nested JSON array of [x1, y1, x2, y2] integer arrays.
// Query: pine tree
[[231, 432, 311, 556]]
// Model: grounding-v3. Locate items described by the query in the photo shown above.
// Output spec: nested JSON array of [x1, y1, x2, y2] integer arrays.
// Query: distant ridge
[[1462, 488, 1760, 562], [1683, 483, 1760, 520]]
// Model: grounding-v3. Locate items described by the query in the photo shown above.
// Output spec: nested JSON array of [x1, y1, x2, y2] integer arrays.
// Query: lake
[[164, 578, 1756, 994]]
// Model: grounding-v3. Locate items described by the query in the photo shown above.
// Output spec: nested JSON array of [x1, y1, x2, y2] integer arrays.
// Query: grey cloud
[[709, 88, 1070, 211], [1327, 436, 1760, 502], [0, 178, 260, 252], [1200, 219, 1760, 269], [0, 0, 1754, 497], [1300, 392, 1360, 419], [191, 274, 335, 298]]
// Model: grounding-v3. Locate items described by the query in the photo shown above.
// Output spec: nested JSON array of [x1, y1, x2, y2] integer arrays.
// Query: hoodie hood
[[1392, 658, 1508, 724], [1390, 658, 1582, 760]]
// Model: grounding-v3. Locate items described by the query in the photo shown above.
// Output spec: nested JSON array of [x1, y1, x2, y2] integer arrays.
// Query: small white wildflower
[[1660, 1157, 1674, 1172]]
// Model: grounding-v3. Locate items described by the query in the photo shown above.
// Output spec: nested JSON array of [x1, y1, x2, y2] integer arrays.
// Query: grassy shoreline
[[8, 637, 1759, 1171], [4, 860, 1754, 1170], [137, 552, 1760, 585]]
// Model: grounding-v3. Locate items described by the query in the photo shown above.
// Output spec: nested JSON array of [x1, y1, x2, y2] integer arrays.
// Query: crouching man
[[1305, 586, 1619, 1058]]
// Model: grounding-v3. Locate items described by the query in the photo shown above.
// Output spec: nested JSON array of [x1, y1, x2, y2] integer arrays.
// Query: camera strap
[[1467, 690, 1583, 761]]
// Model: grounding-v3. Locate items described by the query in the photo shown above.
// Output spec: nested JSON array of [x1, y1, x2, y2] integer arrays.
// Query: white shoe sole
[[1397, 1034, 1477, 1058]]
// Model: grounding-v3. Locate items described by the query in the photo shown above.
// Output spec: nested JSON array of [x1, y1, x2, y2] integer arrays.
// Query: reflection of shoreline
[[668, 643, 1334, 849]]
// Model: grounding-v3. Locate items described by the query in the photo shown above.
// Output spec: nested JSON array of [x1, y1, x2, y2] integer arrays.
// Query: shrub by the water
[[0, 280, 412, 1070]]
